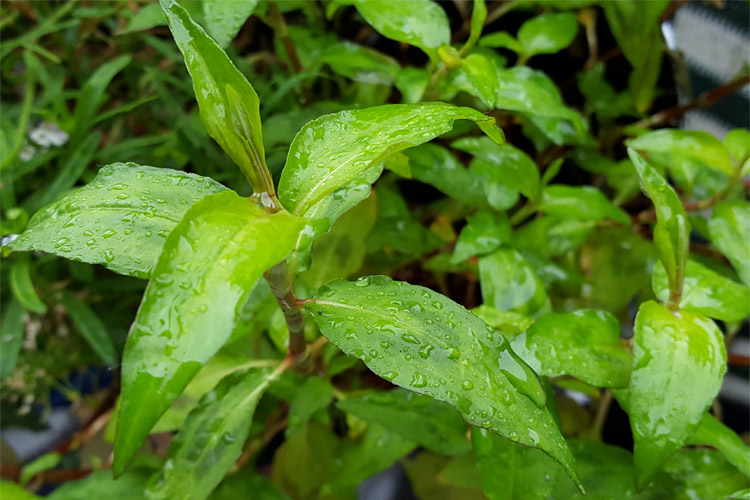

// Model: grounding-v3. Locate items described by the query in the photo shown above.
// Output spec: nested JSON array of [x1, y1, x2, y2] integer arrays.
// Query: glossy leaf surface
[[630, 301, 727, 487], [278, 102, 503, 215], [306, 276, 578, 483], [351, 0, 450, 58], [517, 13, 578, 57], [9, 260, 46, 314], [628, 129, 735, 176], [8, 164, 227, 279], [478, 249, 551, 319], [451, 211, 510, 264], [405, 144, 486, 207], [628, 149, 690, 306], [203, 0, 258, 48], [159, 0, 271, 191], [147, 366, 277, 500], [114, 191, 304, 474], [709, 201, 750, 285], [511, 309, 632, 388], [337, 388, 470, 456], [652, 260, 750, 322], [538, 185, 630, 226], [494, 67, 583, 123], [690, 413, 750, 476]]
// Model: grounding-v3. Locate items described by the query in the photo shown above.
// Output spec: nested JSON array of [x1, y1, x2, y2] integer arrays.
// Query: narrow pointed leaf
[[159, 0, 271, 191], [7, 164, 227, 279], [630, 301, 727, 487], [9, 260, 46, 314], [147, 366, 279, 500], [511, 309, 632, 388], [709, 201, 750, 285], [114, 191, 305, 474], [690, 413, 750, 476], [0, 299, 25, 379], [628, 149, 690, 306], [61, 292, 118, 366], [652, 260, 750, 322], [337, 388, 471, 456], [278, 102, 503, 215], [203, 0, 258, 49], [306, 276, 579, 485], [463, 0, 487, 52], [479, 249, 551, 319]]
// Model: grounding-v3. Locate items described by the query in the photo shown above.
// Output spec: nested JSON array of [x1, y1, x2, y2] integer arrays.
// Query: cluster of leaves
[[1, 1, 748, 499]]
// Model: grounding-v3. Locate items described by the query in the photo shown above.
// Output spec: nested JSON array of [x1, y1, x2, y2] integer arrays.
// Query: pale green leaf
[[538, 185, 630, 226], [511, 309, 632, 388], [20, 452, 62, 485], [628, 129, 735, 177], [278, 102, 503, 215], [479, 249, 551, 319], [471, 305, 534, 336], [319, 41, 399, 85], [337, 388, 471, 456], [517, 13, 578, 57], [114, 191, 305, 475], [456, 53, 499, 107], [203, 0, 258, 48], [147, 366, 279, 500], [630, 301, 727, 487], [463, 0, 487, 52], [9, 260, 46, 314], [724, 128, 750, 165], [652, 259, 750, 322], [394, 67, 430, 104], [689, 413, 750, 477], [479, 32, 524, 53], [48, 460, 160, 499], [159, 0, 271, 191], [7, 164, 227, 279], [405, 144, 486, 207], [306, 276, 579, 485], [451, 211, 510, 264], [709, 201, 750, 285]]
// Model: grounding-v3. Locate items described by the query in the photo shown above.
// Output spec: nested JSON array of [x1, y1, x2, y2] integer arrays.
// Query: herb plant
[[1, 1, 749, 499]]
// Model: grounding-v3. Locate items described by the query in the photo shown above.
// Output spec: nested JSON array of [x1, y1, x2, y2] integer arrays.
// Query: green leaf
[[495, 67, 583, 124], [456, 53, 499, 107], [689, 413, 750, 476], [209, 470, 290, 500], [628, 129, 736, 177], [452, 211, 510, 264], [403, 452, 485, 500], [652, 259, 750, 322], [147, 366, 279, 500], [306, 276, 579, 485], [452, 136, 540, 199], [159, 0, 272, 192], [0, 299, 25, 379], [463, 0, 487, 53], [203, 0, 258, 48], [538, 185, 630, 226], [60, 292, 118, 366], [319, 41, 399, 85], [629, 301, 727, 487], [0, 480, 39, 500], [278, 102, 503, 216], [48, 459, 160, 500], [479, 249, 551, 319], [405, 144, 486, 207], [337, 388, 471, 456], [471, 305, 534, 336], [628, 149, 690, 308], [511, 309, 632, 388], [731, 489, 750, 500], [9, 260, 46, 314], [121, 2, 167, 33], [517, 13, 578, 58], [513, 217, 596, 258], [350, 0, 450, 59], [709, 201, 750, 285], [603, 0, 669, 112], [114, 191, 305, 475], [20, 452, 62, 485], [724, 128, 750, 165], [287, 376, 334, 435], [479, 32, 524, 53], [8, 164, 227, 279], [395, 67, 430, 103]]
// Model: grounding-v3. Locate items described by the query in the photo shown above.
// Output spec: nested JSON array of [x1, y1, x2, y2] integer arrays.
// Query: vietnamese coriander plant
[[2, 0, 749, 499]]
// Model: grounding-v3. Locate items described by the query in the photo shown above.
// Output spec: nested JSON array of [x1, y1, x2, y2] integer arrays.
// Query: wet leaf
[[517, 13, 578, 57], [114, 191, 304, 475], [7, 163, 227, 279], [628, 129, 735, 177], [9, 260, 46, 314], [0, 299, 25, 380], [451, 211, 510, 264], [629, 301, 727, 487], [456, 53, 499, 107], [463, 0, 487, 52], [203, 0, 258, 48], [709, 201, 750, 285], [511, 309, 632, 388], [147, 366, 279, 500], [349, 0, 450, 59], [405, 144, 486, 207], [337, 388, 471, 456], [61, 292, 118, 366], [652, 259, 750, 322], [538, 185, 630, 226], [471, 306, 534, 337], [278, 102, 503, 216], [452, 136, 540, 199], [159, 0, 271, 191], [494, 67, 583, 124], [306, 276, 579, 484], [689, 413, 750, 476], [479, 249, 551, 319], [628, 149, 690, 306]]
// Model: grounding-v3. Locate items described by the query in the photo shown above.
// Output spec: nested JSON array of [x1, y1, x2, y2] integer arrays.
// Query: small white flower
[[29, 121, 68, 148]]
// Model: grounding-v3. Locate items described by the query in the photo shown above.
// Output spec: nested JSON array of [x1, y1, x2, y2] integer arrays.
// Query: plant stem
[[592, 389, 613, 439], [264, 261, 307, 358], [266, 2, 303, 74]]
